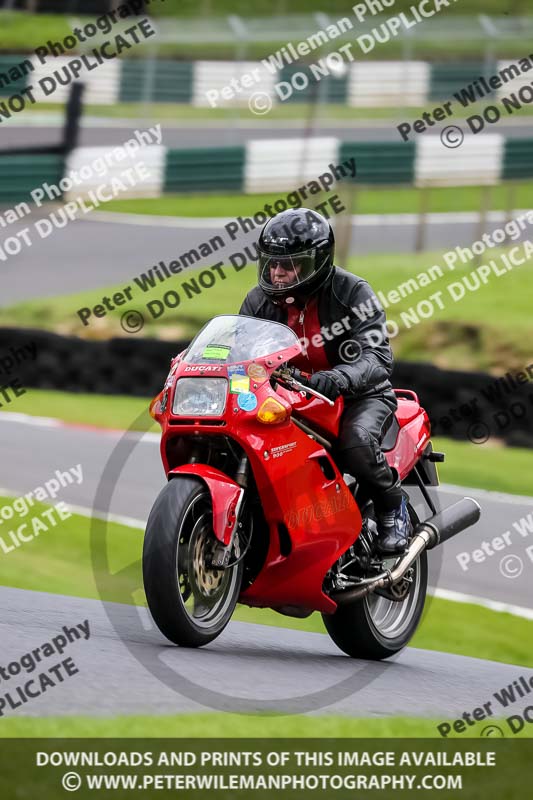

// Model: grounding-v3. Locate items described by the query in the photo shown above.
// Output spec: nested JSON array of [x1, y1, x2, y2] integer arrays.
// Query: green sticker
[[230, 375, 250, 394], [202, 345, 231, 360]]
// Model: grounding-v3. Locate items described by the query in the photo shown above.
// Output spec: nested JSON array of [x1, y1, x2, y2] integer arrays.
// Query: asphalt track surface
[[1, 115, 532, 719], [1, 584, 530, 718], [1, 415, 532, 611], [0, 118, 531, 149], [2, 210, 530, 307], [1, 413, 532, 718], [1, 115, 531, 306]]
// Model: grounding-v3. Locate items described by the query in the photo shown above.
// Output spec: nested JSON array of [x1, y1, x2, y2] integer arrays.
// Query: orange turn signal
[[149, 393, 162, 420], [256, 397, 288, 425]]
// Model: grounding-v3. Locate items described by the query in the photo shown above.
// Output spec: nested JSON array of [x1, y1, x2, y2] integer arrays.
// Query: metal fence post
[[475, 185, 492, 264], [62, 82, 85, 155], [228, 15, 249, 129], [415, 186, 430, 253], [479, 14, 499, 77], [505, 181, 518, 244], [336, 182, 357, 266], [140, 48, 157, 116]]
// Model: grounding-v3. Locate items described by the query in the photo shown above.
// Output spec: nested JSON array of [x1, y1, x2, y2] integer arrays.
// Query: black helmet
[[257, 208, 335, 303]]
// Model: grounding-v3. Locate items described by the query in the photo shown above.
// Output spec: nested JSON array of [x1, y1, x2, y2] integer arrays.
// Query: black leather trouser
[[334, 392, 403, 513]]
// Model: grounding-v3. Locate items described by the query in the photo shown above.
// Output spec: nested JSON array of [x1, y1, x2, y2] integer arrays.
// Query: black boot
[[375, 473, 411, 555], [376, 496, 412, 555]]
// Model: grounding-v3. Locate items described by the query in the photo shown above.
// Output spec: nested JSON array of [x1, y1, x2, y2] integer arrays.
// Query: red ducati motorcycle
[[144, 315, 480, 659]]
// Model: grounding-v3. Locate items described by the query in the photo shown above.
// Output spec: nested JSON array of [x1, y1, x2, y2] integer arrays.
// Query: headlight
[[172, 378, 228, 417]]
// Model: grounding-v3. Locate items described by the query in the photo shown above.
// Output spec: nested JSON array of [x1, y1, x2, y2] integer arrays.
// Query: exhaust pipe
[[417, 497, 481, 549], [333, 497, 481, 605]]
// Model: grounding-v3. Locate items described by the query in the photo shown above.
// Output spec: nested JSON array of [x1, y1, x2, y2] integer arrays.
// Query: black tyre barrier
[[13, 1, 145, 13], [1, 327, 532, 449]]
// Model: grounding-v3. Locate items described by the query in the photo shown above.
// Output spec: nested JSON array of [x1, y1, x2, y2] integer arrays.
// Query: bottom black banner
[[0, 738, 530, 798]]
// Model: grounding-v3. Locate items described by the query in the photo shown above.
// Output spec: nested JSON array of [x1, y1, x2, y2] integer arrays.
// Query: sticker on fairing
[[247, 363, 268, 382], [230, 375, 251, 394], [202, 345, 231, 360], [227, 364, 246, 380], [237, 392, 258, 411]]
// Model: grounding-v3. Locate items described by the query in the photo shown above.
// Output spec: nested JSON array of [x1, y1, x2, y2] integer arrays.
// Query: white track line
[[428, 587, 533, 621], [1, 412, 532, 505], [13, 113, 533, 129], [84, 209, 531, 229], [437, 483, 533, 507], [3, 410, 533, 618], [67, 502, 145, 530], [0, 490, 146, 531], [0, 411, 160, 442]]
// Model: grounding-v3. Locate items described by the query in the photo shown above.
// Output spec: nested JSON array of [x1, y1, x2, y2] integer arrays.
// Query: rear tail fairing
[[386, 392, 433, 481]]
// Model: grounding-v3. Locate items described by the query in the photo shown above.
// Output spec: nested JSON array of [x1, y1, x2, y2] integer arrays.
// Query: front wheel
[[143, 477, 243, 648], [322, 506, 428, 660]]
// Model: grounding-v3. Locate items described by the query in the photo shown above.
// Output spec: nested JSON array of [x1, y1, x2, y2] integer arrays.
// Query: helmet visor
[[258, 248, 317, 294]]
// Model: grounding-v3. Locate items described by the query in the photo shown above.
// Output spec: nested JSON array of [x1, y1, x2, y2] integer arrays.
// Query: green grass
[[431, 437, 533, 496], [1, 9, 531, 59], [2, 388, 533, 496], [154, 1, 533, 17], [22, 98, 533, 121], [1, 494, 532, 671], [4, 387, 156, 431], [2, 713, 530, 738], [26, 101, 419, 120], [3, 247, 533, 372], [103, 184, 531, 218], [0, 13, 72, 50], [241, 590, 533, 670], [0, 496, 141, 602]]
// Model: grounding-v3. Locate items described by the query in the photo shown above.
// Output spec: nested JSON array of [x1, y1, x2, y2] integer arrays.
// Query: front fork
[[210, 455, 249, 569]]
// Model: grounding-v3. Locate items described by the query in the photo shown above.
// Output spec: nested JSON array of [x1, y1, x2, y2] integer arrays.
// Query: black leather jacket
[[239, 266, 394, 398]]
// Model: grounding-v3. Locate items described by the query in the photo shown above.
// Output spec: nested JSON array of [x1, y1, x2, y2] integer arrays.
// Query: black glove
[[299, 370, 345, 401]]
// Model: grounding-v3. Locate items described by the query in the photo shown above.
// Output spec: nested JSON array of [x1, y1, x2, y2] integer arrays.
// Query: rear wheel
[[143, 477, 243, 647], [322, 505, 427, 660]]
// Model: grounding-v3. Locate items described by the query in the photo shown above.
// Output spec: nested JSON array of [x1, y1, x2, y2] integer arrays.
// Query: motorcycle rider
[[239, 207, 411, 555]]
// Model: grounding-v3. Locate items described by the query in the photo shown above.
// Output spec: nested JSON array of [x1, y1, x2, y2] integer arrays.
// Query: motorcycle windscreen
[[183, 315, 301, 365]]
